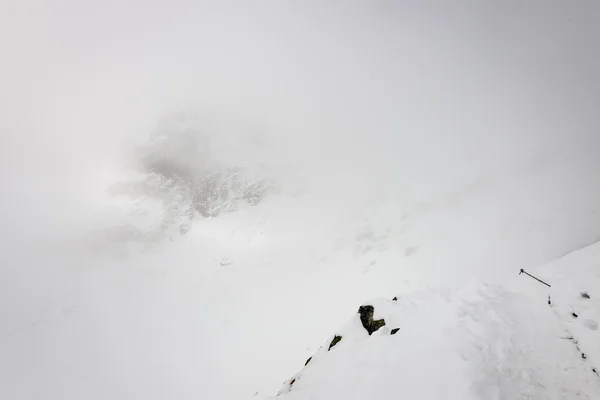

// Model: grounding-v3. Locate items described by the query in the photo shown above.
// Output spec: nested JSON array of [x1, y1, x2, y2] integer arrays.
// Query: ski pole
[[519, 268, 551, 287]]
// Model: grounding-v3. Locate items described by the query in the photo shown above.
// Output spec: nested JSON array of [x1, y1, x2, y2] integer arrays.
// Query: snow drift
[[271, 242, 600, 400]]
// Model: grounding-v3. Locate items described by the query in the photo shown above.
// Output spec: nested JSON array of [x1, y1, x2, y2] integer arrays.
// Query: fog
[[2, 1, 600, 399], [3, 1, 600, 237]]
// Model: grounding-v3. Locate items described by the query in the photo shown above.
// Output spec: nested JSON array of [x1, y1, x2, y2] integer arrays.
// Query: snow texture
[[272, 244, 600, 400]]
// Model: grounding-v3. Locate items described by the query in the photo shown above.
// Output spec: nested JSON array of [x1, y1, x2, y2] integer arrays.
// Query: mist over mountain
[[2, 1, 600, 399]]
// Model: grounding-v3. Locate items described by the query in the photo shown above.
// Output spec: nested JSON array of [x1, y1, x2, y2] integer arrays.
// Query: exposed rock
[[305, 357, 312, 366], [101, 112, 278, 249], [328, 335, 342, 351], [581, 292, 591, 299], [358, 305, 386, 335], [390, 328, 400, 335]]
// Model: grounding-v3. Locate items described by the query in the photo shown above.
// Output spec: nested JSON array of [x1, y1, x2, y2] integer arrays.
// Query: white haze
[[1, 1, 600, 399]]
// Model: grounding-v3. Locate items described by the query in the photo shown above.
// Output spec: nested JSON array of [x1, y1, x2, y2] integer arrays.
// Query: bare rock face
[[328, 335, 342, 351], [98, 112, 277, 248], [358, 305, 386, 335], [139, 114, 274, 220]]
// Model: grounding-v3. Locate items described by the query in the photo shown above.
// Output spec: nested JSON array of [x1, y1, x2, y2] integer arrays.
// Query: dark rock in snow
[[305, 357, 312, 366], [572, 313, 578, 318], [390, 328, 400, 335], [392, 297, 398, 301], [328, 335, 342, 351], [581, 292, 591, 299], [358, 305, 386, 335]]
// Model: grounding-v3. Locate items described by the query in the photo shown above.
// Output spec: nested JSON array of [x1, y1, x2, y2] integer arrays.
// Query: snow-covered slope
[[270, 243, 600, 400], [4, 119, 600, 400], [5, 145, 600, 400], [515, 243, 600, 376], [3, 2, 600, 400]]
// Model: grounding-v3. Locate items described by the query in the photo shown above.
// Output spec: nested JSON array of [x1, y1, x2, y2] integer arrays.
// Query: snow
[[5, 208, 600, 400], [273, 278, 600, 399], [2, 1, 600, 400], [5, 155, 600, 399], [515, 243, 600, 376], [4, 126, 600, 399]]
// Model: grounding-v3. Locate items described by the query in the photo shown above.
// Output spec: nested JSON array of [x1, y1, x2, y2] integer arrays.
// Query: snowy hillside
[[3, 1, 600, 400], [271, 243, 600, 399], [5, 118, 600, 399]]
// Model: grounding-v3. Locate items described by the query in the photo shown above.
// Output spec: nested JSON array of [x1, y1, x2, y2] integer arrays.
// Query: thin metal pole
[[519, 269, 551, 287]]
